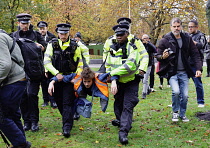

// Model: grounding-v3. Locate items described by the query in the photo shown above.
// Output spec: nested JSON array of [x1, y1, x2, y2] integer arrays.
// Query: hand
[[195, 70, 202, 77], [45, 72, 48, 78], [48, 80, 55, 96], [139, 70, 145, 75], [162, 49, 169, 59], [111, 80, 118, 95], [36, 43, 45, 51], [56, 74, 64, 82]]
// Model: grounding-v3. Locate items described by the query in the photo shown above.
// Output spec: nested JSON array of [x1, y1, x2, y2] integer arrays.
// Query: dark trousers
[[0, 81, 27, 147], [149, 64, 155, 88], [191, 66, 205, 105], [206, 59, 210, 76], [41, 76, 56, 104], [54, 82, 75, 131], [21, 79, 41, 124], [114, 77, 140, 136]]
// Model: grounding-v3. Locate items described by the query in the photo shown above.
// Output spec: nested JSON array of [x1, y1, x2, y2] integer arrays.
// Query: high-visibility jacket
[[44, 38, 84, 76], [51, 73, 110, 112], [77, 40, 90, 64], [103, 34, 149, 72]]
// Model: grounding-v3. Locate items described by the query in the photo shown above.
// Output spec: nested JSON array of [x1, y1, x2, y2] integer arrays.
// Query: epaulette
[[108, 35, 114, 39]]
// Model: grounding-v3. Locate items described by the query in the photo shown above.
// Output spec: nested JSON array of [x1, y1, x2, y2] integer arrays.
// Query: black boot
[[11, 141, 31, 148], [23, 123, 31, 131], [63, 129, 70, 138], [119, 134, 128, 145], [31, 123, 39, 132], [42, 101, 49, 107], [112, 119, 120, 127]]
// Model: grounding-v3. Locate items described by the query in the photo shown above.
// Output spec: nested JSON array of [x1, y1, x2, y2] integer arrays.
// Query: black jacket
[[143, 42, 157, 66], [12, 24, 47, 49], [189, 30, 206, 63], [45, 31, 56, 43], [156, 32, 202, 78]]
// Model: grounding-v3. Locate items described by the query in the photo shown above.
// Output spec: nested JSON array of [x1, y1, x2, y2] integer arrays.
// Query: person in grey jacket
[[0, 31, 31, 147]]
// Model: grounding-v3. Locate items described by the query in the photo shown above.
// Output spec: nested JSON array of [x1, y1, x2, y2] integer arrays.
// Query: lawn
[[0, 67, 209, 148]]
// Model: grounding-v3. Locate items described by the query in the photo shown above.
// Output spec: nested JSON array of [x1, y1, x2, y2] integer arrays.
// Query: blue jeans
[[169, 72, 189, 117], [191, 66, 204, 105], [0, 81, 27, 147]]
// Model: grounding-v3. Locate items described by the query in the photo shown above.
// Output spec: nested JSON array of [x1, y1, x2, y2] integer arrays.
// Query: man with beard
[[11, 13, 47, 132], [156, 18, 202, 122]]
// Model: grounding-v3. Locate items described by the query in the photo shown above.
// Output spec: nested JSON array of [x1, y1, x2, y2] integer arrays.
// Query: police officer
[[44, 23, 85, 138], [74, 32, 90, 65], [103, 24, 148, 145], [11, 13, 47, 132], [103, 17, 148, 128], [37, 21, 57, 108]]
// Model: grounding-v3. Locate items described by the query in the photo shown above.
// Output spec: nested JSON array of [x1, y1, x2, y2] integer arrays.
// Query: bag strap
[[0, 131, 10, 147]]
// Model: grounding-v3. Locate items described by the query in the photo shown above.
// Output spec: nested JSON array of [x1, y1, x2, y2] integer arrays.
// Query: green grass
[[1, 67, 210, 148]]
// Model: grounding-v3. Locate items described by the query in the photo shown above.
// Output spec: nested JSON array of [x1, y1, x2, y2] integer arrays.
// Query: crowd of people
[[0, 7, 209, 147]]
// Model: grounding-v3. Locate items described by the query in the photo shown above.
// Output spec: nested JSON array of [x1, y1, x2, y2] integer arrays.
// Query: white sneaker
[[159, 85, 163, 90], [198, 104, 205, 108], [151, 88, 156, 92], [180, 116, 189, 122], [168, 104, 172, 107], [172, 113, 179, 122], [167, 85, 171, 88]]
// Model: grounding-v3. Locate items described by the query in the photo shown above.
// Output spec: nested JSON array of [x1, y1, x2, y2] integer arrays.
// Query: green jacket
[[104, 38, 147, 83], [103, 34, 148, 72]]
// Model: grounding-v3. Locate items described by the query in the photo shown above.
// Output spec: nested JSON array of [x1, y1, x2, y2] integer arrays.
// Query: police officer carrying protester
[[0, 30, 31, 148], [103, 24, 148, 145], [37, 21, 57, 108], [44, 23, 85, 138], [11, 13, 47, 132]]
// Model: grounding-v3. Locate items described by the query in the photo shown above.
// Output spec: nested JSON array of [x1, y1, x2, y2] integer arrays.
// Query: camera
[[166, 48, 174, 55]]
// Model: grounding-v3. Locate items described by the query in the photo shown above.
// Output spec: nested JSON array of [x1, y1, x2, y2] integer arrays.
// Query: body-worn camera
[[166, 48, 174, 55]]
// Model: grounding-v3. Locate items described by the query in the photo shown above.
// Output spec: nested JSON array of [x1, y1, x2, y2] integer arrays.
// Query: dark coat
[[45, 31, 56, 42], [156, 32, 202, 79], [143, 42, 157, 66]]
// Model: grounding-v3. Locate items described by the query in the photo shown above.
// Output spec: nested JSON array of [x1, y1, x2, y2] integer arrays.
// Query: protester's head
[[142, 34, 150, 43], [188, 19, 198, 34], [74, 32, 82, 41], [16, 13, 32, 31], [37, 21, 48, 36], [81, 67, 95, 88], [55, 23, 71, 42], [112, 24, 129, 44], [170, 18, 182, 37]]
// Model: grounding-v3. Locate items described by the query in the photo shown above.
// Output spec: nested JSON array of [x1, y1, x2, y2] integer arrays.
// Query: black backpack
[[10, 38, 44, 80]]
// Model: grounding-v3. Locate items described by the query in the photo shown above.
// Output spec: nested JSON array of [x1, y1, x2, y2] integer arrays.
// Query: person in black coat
[[156, 18, 202, 122], [11, 13, 47, 132], [37, 21, 57, 108]]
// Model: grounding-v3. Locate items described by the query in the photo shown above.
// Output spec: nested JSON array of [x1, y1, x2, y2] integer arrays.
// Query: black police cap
[[74, 32, 82, 38], [16, 13, 32, 23], [37, 21, 48, 28], [117, 17, 132, 25], [56, 23, 71, 33], [112, 25, 129, 35]]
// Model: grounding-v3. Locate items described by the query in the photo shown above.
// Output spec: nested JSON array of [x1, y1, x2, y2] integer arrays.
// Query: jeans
[[0, 81, 27, 147], [142, 66, 152, 94], [191, 66, 204, 105], [169, 72, 189, 117]]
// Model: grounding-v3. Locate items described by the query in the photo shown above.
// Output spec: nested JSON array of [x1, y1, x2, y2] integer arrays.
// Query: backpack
[[10, 37, 44, 80]]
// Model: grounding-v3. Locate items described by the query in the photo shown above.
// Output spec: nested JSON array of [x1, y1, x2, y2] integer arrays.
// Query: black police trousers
[[53, 81, 75, 131], [21, 79, 41, 124], [114, 77, 140, 136]]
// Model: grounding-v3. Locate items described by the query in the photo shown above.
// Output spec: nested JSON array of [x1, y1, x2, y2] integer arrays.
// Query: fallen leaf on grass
[[186, 140, 193, 143], [95, 141, 99, 143], [55, 132, 62, 135]]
